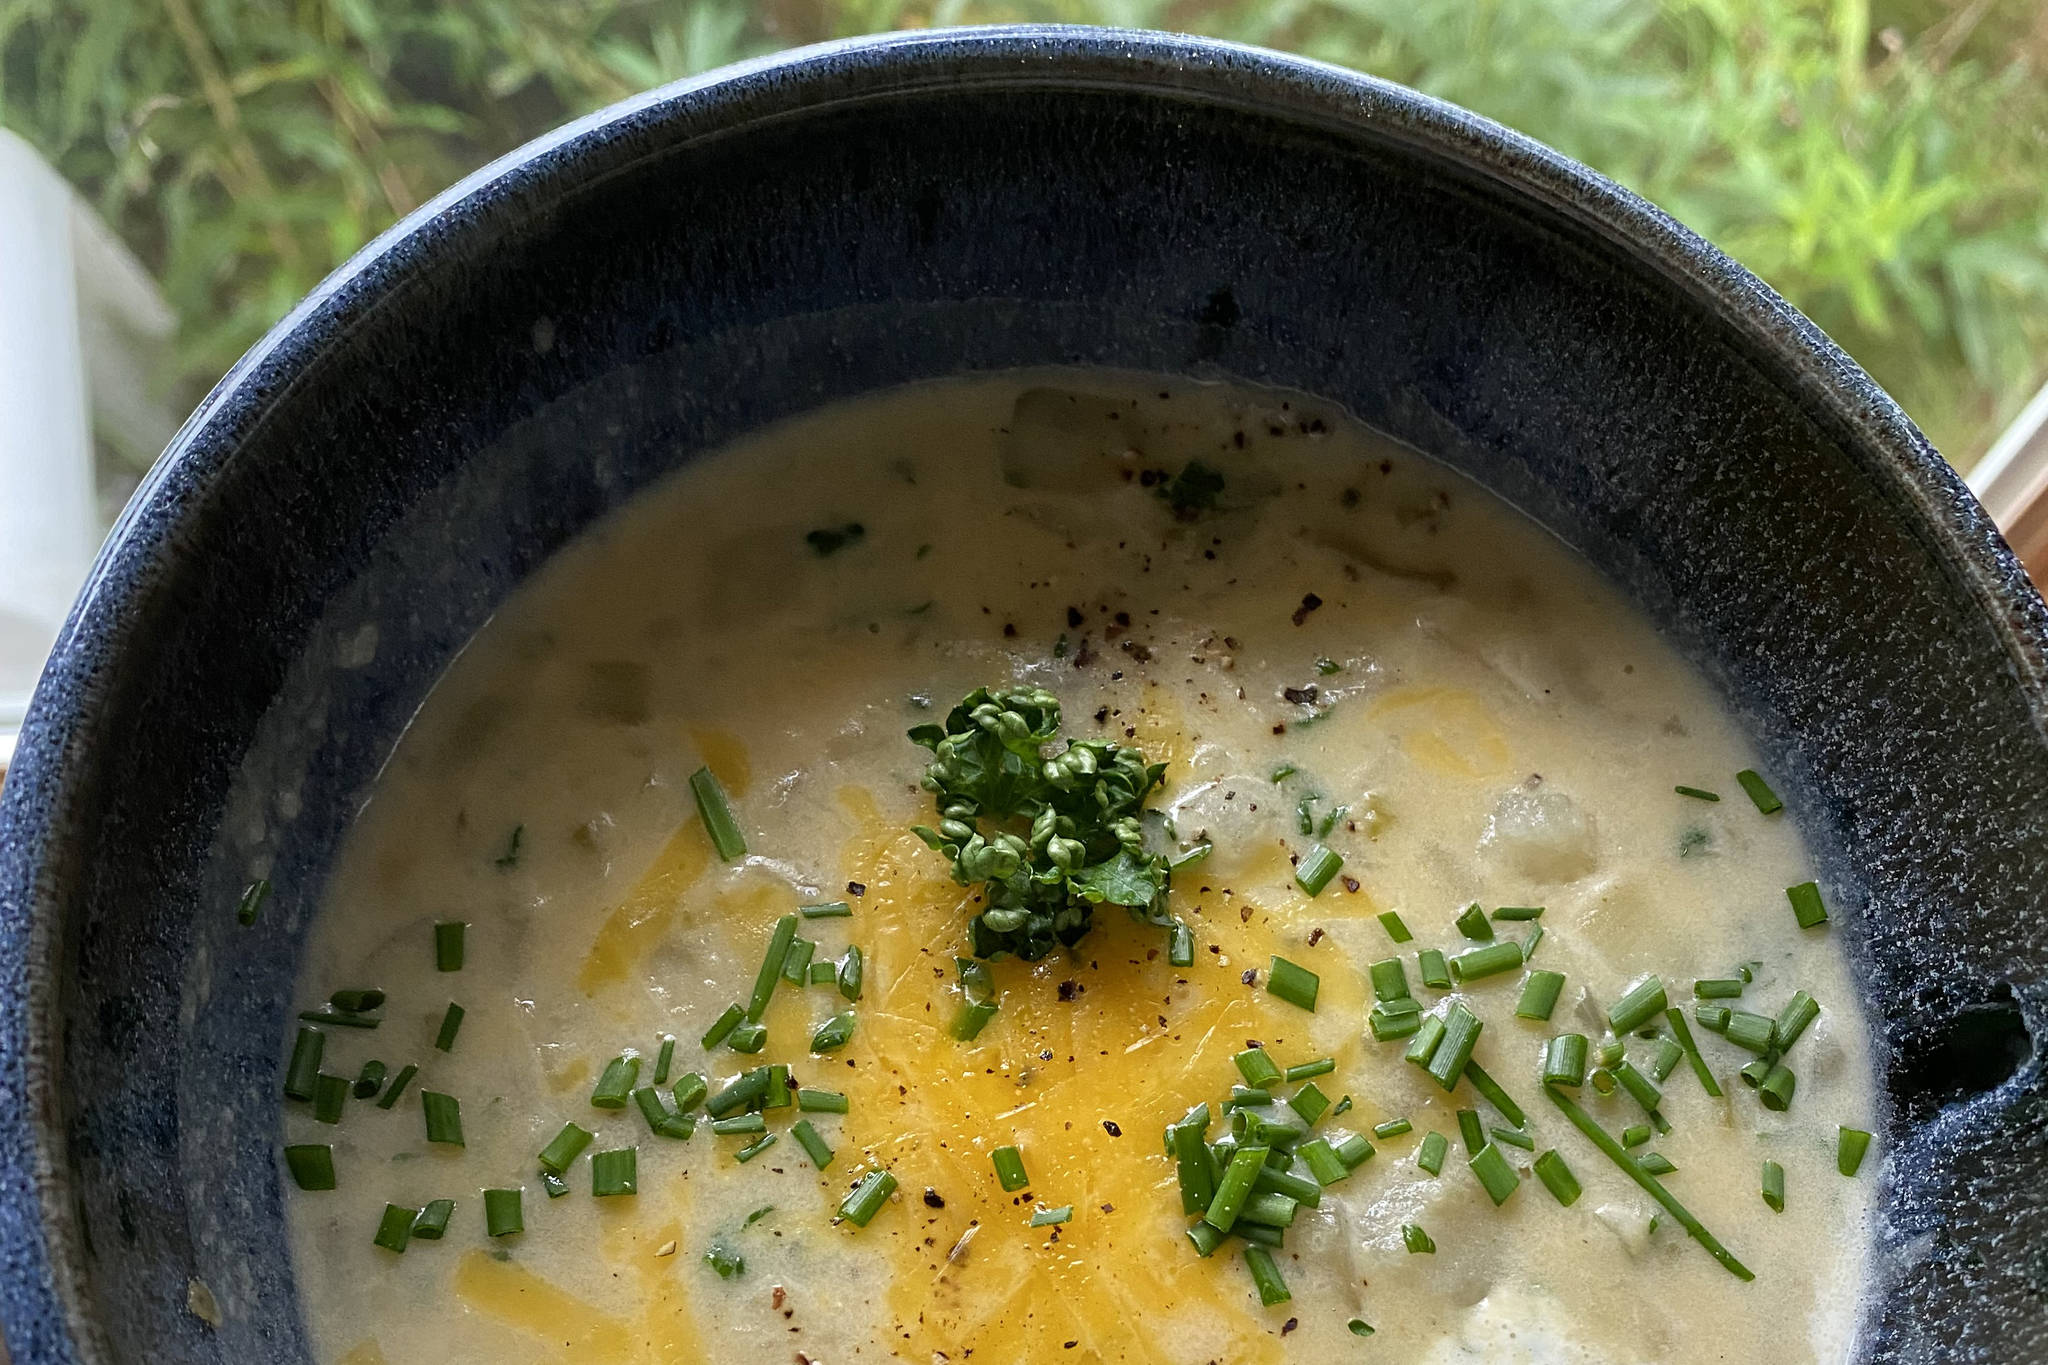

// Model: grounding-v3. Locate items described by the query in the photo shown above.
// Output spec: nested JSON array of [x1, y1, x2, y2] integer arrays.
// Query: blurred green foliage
[[1, 0, 2042, 465]]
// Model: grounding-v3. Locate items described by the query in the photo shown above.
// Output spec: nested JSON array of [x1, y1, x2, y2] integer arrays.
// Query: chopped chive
[[538, 1122, 593, 1174], [1402, 1224, 1435, 1254], [1522, 924, 1545, 959], [1244, 1245, 1291, 1305], [1030, 1204, 1073, 1228], [1267, 956, 1319, 1012], [1377, 910, 1413, 943], [1664, 1007, 1723, 1097], [1299, 1137, 1349, 1185], [1775, 991, 1820, 1052], [285, 1026, 325, 1102], [330, 988, 385, 1013], [1283, 1057, 1335, 1082], [1534, 1149, 1581, 1205], [1369, 1005, 1423, 1041], [1758, 1062, 1797, 1111], [374, 1204, 417, 1253], [1612, 1060, 1662, 1114], [1244, 1111, 1308, 1148], [1226, 1086, 1273, 1109], [1334, 1133, 1375, 1169], [1373, 1117, 1412, 1140], [591, 1146, 637, 1195], [1175, 1122, 1221, 1210], [633, 1086, 684, 1138], [312, 1073, 348, 1125], [1426, 1003, 1482, 1091], [800, 901, 852, 919], [1608, 975, 1668, 1035], [1675, 785, 1721, 802], [706, 1067, 769, 1117], [811, 1011, 857, 1052], [236, 878, 272, 927], [541, 1171, 568, 1199], [1739, 1055, 1775, 1088], [839, 1169, 898, 1228], [1186, 1218, 1227, 1257], [1736, 769, 1782, 814], [658, 1073, 703, 1118], [1203, 1145, 1268, 1233], [1454, 902, 1493, 940], [734, 1133, 778, 1164], [429, 1002, 463, 1053], [1838, 1127, 1873, 1177], [1294, 845, 1342, 897], [711, 1114, 767, 1136], [1695, 978, 1745, 999], [1596, 1040, 1625, 1068], [590, 1054, 640, 1109], [1639, 1152, 1677, 1176], [1169, 921, 1196, 967], [746, 915, 799, 1021], [1469, 1142, 1520, 1204], [1739, 961, 1759, 984], [1451, 941, 1524, 982], [1295, 794, 1317, 837], [411, 1199, 454, 1240], [1545, 1084, 1753, 1281], [1542, 1034, 1589, 1087], [690, 766, 747, 860], [1369, 957, 1410, 1004], [807, 960, 837, 986], [1457, 1109, 1485, 1156], [1696, 1004, 1732, 1033], [1288, 1082, 1331, 1126], [797, 1088, 849, 1114], [1590, 1068, 1616, 1094], [837, 945, 865, 1002], [1404, 1013, 1447, 1068], [1462, 1061, 1528, 1129], [350, 1059, 388, 1101], [285, 1143, 336, 1191], [700, 1003, 745, 1050], [377, 1062, 418, 1109], [781, 936, 816, 986], [1761, 1160, 1785, 1212], [296, 1008, 381, 1029], [1490, 1125, 1534, 1150], [763, 1063, 792, 1110], [651, 1035, 675, 1086], [1724, 1009, 1776, 1053], [1417, 1130, 1449, 1176], [1234, 1047, 1283, 1088], [1418, 948, 1452, 990], [1516, 970, 1566, 1020], [421, 1091, 463, 1146], [1786, 881, 1829, 929], [1349, 1320, 1375, 1338], [726, 1021, 768, 1053], [1237, 1190, 1300, 1229], [1648, 1037, 1684, 1084], [434, 921, 465, 972], [992, 1145, 1030, 1192], [1622, 1123, 1651, 1148], [1493, 905, 1545, 921], [1169, 843, 1213, 872], [484, 1188, 523, 1236]]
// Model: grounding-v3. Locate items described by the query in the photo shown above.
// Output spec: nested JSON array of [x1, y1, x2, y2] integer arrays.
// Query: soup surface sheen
[[286, 372, 1874, 1364]]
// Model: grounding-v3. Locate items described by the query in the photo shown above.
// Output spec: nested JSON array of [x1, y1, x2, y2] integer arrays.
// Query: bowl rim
[[3, 22, 2045, 1361]]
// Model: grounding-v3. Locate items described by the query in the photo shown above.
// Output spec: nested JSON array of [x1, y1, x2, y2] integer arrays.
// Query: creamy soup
[[281, 373, 1875, 1364]]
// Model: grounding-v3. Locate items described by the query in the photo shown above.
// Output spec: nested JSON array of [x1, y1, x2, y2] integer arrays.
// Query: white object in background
[[1968, 378, 2048, 570], [0, 129, 176, 773]]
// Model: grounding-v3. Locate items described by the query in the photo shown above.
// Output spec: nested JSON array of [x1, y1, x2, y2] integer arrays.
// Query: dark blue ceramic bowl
[[2, 25, 2045, 1363]]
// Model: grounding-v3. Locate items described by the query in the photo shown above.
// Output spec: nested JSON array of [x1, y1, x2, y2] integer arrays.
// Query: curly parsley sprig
[[909, 686, 1174, 961]]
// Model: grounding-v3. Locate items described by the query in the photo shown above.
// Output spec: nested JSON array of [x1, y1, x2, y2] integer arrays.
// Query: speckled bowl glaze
[[2, 25, 2045, 1364]]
